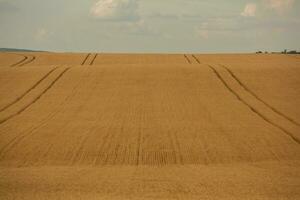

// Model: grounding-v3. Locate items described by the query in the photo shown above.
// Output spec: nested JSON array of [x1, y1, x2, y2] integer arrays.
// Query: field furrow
[[81, 53, 91, 65], [9, 54, 28, 67], [208, 64, 300, 144], [222, 64, 300, 126], [0, 67, 58, 112], [0, 67, 70, 125], [19, 55, 35, 66]]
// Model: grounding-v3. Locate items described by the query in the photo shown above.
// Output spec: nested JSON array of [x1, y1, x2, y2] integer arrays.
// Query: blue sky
[[0, 0, 299, 53]]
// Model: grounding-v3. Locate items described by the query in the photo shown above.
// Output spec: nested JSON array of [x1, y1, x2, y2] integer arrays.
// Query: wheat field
[[0, 52, 300, 199]]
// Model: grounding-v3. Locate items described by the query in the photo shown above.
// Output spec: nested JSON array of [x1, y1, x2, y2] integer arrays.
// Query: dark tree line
[[281, 49, 300, 54], [255, 49, 300, 54]]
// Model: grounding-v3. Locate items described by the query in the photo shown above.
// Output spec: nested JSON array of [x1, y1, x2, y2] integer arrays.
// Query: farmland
[[0, 52, 300, 199]]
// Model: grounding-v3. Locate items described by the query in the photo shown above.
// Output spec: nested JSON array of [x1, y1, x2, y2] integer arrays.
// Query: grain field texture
[[0, 52, 299, 200]]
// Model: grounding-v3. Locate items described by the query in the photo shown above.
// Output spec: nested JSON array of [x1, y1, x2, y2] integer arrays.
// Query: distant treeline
[[0, 48, 45, 52], [256, 50, 300, 54], [281, 49, 300, 54]]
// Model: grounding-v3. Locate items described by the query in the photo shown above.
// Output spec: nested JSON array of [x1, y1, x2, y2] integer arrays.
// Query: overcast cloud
[[0, 0, 299, 53]]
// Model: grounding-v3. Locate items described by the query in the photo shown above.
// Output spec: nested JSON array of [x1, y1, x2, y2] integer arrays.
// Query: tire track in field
[[136, 124, 142, 165], [81, 53, 91, 65], [192, 54, 201, 64], [0, 68, 71, 157], [18, 55, 36, 66], [42, 70, 95, 164], [165, 88, 184, 165], [90, 54, 98, 65], [94, 127, 114, 165], [10, 54, 28, 67], [167, 132, 177, 164], [167, 131, 183, 165], [103, 122, 120, 165], [184, 54, 191, 64], [0, 67, 92, 163], [0, 68, 70, 125], [0, 67, 59, 112], [92, 80, 124, 165], [173, 131, 184, 164], [60, 70, 101, 165], [9, 67, 99, 166], [208, 65, 300, 145], [221, 65, 300, 126], [70, 135, 91, 165], [136, 92, 147, 165], [19, 67, 90, 138]]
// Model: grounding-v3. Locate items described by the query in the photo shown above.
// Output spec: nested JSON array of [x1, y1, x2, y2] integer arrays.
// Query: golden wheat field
[[0, 52, 300, 199]]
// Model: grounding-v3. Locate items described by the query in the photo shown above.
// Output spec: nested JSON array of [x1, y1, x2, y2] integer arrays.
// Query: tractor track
[[136, 124, 142, 165], [90, 54, 98, 65], [192, 54, 201, 64], [184, 54, 191, 64], [0, 68, 70, 125], [0, 67, 59, 112], [173, 131, 184, 164], [0, 67, 93, 161], [208, 65, 300, 145], [221, 65, 300, 126], [81, 53, 91, 65], [10, 54, 28, 67], [0, 68, 71, 157], [18, 55, 36, 66]]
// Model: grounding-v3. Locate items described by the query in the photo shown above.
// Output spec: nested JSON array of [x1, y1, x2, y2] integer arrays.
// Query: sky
[[0, 0, 299, 53]]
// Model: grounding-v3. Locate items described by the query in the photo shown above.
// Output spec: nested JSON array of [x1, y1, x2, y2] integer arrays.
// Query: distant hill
[[0, 48, 45, 52]]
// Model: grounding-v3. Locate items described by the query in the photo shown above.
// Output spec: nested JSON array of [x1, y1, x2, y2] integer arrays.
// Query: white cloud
[[35, 28, 48, 41], [241, 3, 257, 17], [90, 0, 139, 21], [263, 0, 294, 14], [194, 18, 243, 39], [196, 30, 209, 39], [195, 22, 209, 39]]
